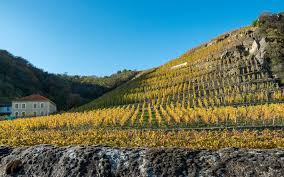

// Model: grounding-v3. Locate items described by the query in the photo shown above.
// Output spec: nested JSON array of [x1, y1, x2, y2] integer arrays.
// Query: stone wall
[[0, 145, 283, 177]]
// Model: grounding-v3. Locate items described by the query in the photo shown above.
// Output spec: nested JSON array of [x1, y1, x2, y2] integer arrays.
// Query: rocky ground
[[0, 145, 284, 177]]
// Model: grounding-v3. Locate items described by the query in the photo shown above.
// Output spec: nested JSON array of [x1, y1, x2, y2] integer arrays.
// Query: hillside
[[1, 12, 284, 149], [77, 12, 284, 111], [0, 51, 137, 110]]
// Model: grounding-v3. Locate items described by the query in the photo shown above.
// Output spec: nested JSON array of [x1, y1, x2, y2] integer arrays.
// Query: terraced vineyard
[[1, 104, 284, 148], [77, 26, 283, 112], [1, 104, 283, 130], [1, 12, 284, 148]]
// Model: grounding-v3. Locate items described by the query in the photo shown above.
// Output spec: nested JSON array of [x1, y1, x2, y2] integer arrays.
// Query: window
[[22, 112, 26, 117], [34, 104, 37, 108], [33, 112, 37, 116], [41, 111, 44, 116], [41, 103, 44, 108], [22, 104, 26, 109], [15, 112, 19, 117], [15, 104, 18, 109]]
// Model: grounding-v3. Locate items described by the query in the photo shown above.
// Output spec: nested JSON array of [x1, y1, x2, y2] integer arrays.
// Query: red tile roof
[[14, 94, 55, 105]]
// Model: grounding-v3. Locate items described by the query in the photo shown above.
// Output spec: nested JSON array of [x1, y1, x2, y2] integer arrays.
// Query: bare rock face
[[249, 38, 268, 65], [249, 40, 260, 55], [0, 145, 284, 177]]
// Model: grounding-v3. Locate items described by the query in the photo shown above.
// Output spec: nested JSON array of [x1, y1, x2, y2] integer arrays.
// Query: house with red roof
[[12, 94, 57, 117]]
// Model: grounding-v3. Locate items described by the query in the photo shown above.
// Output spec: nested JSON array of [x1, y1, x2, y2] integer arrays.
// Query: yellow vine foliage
[[1, 103, 284, 148]]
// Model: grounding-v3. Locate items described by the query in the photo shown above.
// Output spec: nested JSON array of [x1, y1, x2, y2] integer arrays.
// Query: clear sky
[[0, 0, 283, 76]]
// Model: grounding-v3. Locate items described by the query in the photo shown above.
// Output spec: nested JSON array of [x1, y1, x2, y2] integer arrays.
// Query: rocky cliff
[[0, 145, 284, 177]]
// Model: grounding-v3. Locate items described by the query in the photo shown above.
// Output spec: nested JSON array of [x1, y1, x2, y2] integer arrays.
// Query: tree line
[[0, 50, 137, 110]]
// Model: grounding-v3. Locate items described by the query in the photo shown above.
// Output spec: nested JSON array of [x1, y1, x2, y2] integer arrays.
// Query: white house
[[12, 94, 57, 117]]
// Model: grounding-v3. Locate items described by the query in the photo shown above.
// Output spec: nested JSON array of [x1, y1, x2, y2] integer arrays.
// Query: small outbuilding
[[0, 103, 12, 118]]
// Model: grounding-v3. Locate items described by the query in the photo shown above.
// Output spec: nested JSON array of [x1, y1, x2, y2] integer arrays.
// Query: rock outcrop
[[0, 145, 284, 177]]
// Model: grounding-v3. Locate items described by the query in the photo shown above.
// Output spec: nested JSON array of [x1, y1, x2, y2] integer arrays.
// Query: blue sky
[[0, 1, 283, 76]]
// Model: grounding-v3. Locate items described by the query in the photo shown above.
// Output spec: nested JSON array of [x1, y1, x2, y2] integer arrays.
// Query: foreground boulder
[[0, 145, 284, 177]]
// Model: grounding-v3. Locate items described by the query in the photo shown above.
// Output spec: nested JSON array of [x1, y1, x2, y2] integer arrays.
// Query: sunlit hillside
[[77, 26, 283, 111], [1, 12, 284, 148]]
